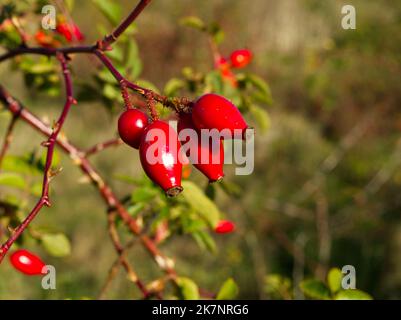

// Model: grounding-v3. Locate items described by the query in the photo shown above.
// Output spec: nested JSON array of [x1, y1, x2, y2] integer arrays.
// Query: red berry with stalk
[[230, 49, 252, 68], [139, 120, 184, 197], [178, 113, 224, 182], [192, 93, 248, 139], [118, 109, 149, 149], [9, 249, 47, 275], [215, 220, 235, 234]]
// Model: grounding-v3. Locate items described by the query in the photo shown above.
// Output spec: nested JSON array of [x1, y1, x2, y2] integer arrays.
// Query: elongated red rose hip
[[139, 120, 183, 196], [192, 93, 248, 139], [10, 249, 46, 275], [215, 220, 235, 234], [178, 113, 224, 182], [118, 109, 149, 149]]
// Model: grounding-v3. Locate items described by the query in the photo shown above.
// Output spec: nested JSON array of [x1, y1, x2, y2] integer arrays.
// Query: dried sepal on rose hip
[[191, 93, 249, 139], [139, 120, 184, 197], [230, 49, 252, 68], [9, 249, 47, 275], [178, 113, 224, 182], [215, 220, 235, 234], [118, 108, 149, 149]]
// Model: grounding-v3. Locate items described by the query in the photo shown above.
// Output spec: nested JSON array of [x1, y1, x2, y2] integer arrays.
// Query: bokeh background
[[1, 0, 401, 299]]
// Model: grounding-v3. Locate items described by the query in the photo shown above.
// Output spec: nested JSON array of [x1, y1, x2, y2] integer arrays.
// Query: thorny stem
[[0, 113, 19, 170], [0, 85, 177, 277], [101, 211, 154, 299], [84, 138, 123, 157], [0, 53, 75, 261]]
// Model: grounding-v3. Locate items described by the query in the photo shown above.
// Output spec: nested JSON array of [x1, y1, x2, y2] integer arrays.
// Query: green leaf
[[41, 233, 71, 257], [176, 277, 199, 300], [192, 231, 216, 253], [249, 105, 270, 132], [265, 274, 292, 299], [299, 279, 331, 300], [126, 40, 142, 79], [134, 79, 160, 94], [181, 181, 220, 228], [327, 268, 343, 294], [103, 83, 120, 100], [216, 278, 239, 300], [131, 186, 158, 203], [246, 74, 273, 105], [2, 155, 40, 175], [335, 289, 373, 300], [92, 0, 122, 24], [164, 78, 186, 97], [0, 172, 26, 189], [180, 16, 206, 31]]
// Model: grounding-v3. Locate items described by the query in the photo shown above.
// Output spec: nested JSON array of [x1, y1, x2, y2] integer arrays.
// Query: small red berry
[[215, 57, 230, 70], [139, 120, 184, 197], [56, 22, 73, 42], [192, 93, 248, 139], [118, 109, 149, 149], [230, 49, 252, 68], [215, 220, 235, 234], [178, 113, 224, 182], [9, 249, 46, 276], [71, 24, 84, 41]]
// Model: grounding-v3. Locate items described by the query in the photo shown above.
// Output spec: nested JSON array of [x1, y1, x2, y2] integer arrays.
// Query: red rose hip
[[178, 113, 224, 182], [230, 49, 252, 68], [192, 93, 248, 139], [215, 220, 235, 234], [118, 109, 149, 149], [10, 249, 46, 275], [139, 120, 183, 196]]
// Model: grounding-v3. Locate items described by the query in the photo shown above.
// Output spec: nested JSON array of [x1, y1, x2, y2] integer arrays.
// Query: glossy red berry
[[139, 120, 183, 197], [10, 249, 46, 275], [192, 93, 248, 139], [230, 49, 252, 68], [56, 23, 73, 42], [178, 113, 224, 182], [118, 109, 149, 149], [215, 220, 235, 234]]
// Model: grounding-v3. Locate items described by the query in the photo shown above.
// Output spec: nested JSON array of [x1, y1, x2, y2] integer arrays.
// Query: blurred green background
[[1, 0, 401, 299]]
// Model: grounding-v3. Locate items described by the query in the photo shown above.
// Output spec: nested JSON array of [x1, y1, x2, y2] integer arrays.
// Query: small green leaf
[[176, 277, 199, 300], [192, 231, 216, 253], [135, 79, 160, 94], [335, 289, 372, 300], [180, 16, 206, 31], [300, 279, 331, 300], [0, 172, 26, 189], [327, 268, 343, 294], [126, 40, 142, 79], [181, 181, 220, 228], [131, 186, 158, 203], [164, 78, 186, 97], [92, 0, 122, 24], [216, 278, 239, 300], [249, 105, 270, 132], [246, 74, 273, 105], [41, 233, 71, 257]]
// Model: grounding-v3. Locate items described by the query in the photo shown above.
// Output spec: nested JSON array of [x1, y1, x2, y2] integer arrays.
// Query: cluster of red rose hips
[[216, 49, 253, 87], [118, 93, 249, 197], [35, 18, 84, 48]]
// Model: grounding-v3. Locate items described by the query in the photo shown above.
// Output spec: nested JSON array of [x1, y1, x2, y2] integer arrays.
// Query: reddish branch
[[0, 85, 176, 277], [84, 138, 123, 157], [0, 113, 19, 169], [0, 53, 74, 261]]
